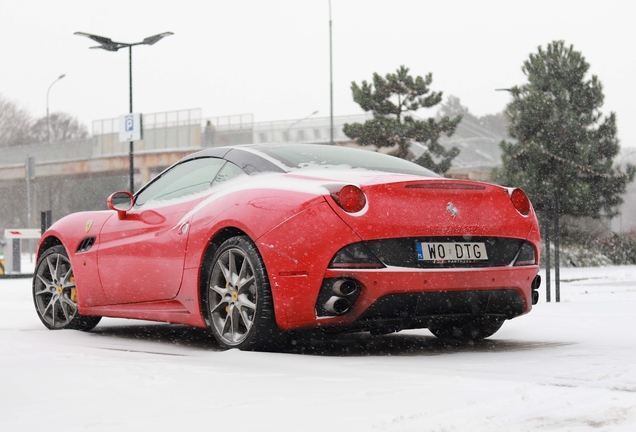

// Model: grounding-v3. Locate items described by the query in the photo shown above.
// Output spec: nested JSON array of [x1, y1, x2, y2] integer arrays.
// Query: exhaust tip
[[332, 279, 359, 297], [324, 296, 352, 315], [315, 277, 363, 317]]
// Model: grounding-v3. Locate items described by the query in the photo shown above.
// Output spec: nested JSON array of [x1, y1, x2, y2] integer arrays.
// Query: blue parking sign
[[119, 113, 143, 142], [125, 115, 134, 132]]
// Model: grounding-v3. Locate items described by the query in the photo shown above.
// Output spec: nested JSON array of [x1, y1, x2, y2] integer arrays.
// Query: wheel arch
[[32, 243, 102, 331], [198, 227, 251, 324], [37, 235, 64, 260]]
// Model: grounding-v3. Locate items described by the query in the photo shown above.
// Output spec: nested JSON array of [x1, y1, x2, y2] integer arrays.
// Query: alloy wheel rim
[[34, 253, 78, 328], [209, 248, 258, 345]]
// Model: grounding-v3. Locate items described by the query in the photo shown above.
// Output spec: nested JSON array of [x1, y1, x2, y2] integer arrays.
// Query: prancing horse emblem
[[85, 220, 94, 233], [446, 202, 458, 218]]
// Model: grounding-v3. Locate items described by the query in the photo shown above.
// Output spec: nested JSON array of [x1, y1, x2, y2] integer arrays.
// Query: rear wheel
[[33, 245, 101, 331], [428, 316, 503, 341], [204, 236, 282, 351]]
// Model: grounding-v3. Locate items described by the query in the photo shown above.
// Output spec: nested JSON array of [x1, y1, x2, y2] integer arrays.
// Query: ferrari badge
[[446, 202, 458, 218]]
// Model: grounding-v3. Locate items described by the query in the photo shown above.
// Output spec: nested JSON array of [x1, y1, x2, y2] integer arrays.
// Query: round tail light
[[331, 185, 366, 213], [511, 188, 531, 215]]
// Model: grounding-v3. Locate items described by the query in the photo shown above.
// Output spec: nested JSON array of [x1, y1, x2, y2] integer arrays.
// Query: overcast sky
[[2, 0, 635, 146]]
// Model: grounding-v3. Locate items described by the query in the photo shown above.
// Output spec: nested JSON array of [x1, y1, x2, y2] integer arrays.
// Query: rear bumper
[[284, 265, 539, 330]]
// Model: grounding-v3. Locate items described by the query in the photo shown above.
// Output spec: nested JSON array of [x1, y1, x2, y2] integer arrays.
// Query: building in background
[[2, 109, 635, 238]]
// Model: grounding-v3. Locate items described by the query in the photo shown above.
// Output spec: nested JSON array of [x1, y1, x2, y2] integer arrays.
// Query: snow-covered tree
[[493, 41, 634, 218], [343, 66, 461, 174]]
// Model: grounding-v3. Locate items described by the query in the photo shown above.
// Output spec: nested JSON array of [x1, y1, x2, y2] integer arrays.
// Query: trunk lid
[[332, 178, 536, 241]]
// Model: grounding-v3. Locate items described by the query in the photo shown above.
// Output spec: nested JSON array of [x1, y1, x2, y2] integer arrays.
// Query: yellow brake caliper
[[225, 282, 230, 313], [69, 275, 78, 303]]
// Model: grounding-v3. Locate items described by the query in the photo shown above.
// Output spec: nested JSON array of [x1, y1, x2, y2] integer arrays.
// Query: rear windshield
[[254, 144, 440, 177]]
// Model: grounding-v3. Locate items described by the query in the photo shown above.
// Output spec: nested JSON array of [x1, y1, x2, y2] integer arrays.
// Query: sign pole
[[129, 45, 134, 193], [544, 196, 551, 302], [554, 195, 560, 302]]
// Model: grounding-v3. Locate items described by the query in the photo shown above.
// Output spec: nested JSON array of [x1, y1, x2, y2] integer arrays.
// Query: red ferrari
[[33, 144, 541, 350]]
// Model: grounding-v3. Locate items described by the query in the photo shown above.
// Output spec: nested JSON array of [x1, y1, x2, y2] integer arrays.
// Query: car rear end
[[312, 177, 541, 334]]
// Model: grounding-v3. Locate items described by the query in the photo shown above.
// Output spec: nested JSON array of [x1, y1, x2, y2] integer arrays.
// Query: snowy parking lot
[[1, 266, 635, 431]]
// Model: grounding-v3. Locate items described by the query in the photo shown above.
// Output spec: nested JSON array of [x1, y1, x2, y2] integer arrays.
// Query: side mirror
[[107, 191, 134, 220]]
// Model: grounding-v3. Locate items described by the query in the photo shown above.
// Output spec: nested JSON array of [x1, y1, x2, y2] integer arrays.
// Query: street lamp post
[[74, 31, 173, 193], [46, 74, 66, 146], [329, 0, 334, 145], [285, 110, 319, 132]]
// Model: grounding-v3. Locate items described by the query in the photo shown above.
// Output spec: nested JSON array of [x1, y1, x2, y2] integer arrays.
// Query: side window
[[135, 158, 226, 207], [212, 161, 247, 186]]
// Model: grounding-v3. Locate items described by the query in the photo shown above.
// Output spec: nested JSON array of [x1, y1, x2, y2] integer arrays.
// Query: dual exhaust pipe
[[324, 279, 360, 315], [531, 275, 541, 305]]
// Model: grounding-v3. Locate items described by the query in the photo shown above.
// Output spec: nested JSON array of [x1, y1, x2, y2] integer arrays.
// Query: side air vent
[[76, 236, 96, 253]]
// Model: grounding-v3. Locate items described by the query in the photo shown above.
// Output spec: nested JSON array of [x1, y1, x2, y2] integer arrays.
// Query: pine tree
[[492, 41, 634, 218], [343, 66, 461, 174]]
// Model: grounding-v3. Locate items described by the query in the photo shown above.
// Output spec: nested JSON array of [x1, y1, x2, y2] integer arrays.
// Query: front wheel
[[204, 236, 282, 351], [428, 316, 504, 341], [33, 245, 101, 331]]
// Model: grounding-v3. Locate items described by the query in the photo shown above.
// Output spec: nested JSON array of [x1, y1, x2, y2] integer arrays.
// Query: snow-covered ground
[[1, 266, 635, 431]]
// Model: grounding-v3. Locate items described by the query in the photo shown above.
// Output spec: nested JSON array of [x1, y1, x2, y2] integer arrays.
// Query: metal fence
[[201, 114, 254, 147], [204, 113, 253, 132], [0, 111, 370, 167], [252, 114, 369, 145], [92, 108, 203, 156]]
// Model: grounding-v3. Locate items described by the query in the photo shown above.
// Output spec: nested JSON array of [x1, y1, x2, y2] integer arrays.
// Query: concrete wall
[[1, 138, 94, 166]]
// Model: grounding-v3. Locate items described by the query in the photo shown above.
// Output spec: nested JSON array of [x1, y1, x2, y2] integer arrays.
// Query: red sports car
[[33, 144, 541, 350]]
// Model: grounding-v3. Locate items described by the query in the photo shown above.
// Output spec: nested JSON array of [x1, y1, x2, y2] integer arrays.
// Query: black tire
[[33, 245, 102, 331], [203, 236, 282, 351], [428, 316, 504, 341]]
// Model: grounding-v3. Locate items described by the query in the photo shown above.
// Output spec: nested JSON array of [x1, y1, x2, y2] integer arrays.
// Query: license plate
[[416, 242, 488, 261]]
